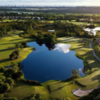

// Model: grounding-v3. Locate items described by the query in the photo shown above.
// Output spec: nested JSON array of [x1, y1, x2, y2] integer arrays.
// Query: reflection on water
[[84, 27, 100, 36], [78, 68, 84, 76], [54, 43, 71, 53], [21, 42, 85, 82]]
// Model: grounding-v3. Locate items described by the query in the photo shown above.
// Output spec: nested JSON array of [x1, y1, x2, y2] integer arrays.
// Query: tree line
[[0, 25, 12, 37]]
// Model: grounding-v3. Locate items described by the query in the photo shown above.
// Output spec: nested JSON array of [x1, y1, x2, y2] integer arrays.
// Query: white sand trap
[[73, 86, 99, 97]]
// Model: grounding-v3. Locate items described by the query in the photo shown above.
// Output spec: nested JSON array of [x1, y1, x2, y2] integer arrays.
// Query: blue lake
[[21, 42, 84, 83]]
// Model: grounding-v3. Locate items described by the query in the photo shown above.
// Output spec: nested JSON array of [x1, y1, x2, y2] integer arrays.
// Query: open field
[[0, 30, 34, 67]]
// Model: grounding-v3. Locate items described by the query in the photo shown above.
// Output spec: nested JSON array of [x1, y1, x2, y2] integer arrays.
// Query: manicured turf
[[8, 81, 50, 99], [7, 80, 79, 100], [0, 30, 34, 67]]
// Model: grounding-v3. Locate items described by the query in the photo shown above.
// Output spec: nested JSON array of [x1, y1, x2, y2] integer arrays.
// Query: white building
[[48, 30, 55, 32]]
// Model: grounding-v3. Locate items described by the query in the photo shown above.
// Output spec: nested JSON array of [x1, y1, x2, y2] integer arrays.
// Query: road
[[90, 40, 100, 62]]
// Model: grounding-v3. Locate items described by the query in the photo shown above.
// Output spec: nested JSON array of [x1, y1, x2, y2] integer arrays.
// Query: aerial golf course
[[0, 17, 100, 100]]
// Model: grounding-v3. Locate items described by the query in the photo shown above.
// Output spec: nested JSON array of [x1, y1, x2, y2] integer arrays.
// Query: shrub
[[93, 37, 97, 42], [0, 82, 3, 86], [12, 70, 23, 79], [35, 93, 41, 100], [0, 67, 5, 72], [21, 41, 27, 47], [86, 69, 91, 75], [9, 50, 19, 60], [23, 94, 34, 100], [80, 95, 94, 100], [6, 78, 14, 86], [14, 50, 19, 57], [5, 68, 16, 75], [65, 77, 73, 82], [1, 83, 10, 93], [94, 94, 100, 100], [71, 69, 80, 78], [10, 53, 16, 60], [1, 76, 6, 81], [15, 44, 20, 48], [32, 47, 36, 51]]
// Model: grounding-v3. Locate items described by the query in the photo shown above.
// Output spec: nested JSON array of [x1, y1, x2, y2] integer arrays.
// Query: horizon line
[[0, 5, 100, 7]]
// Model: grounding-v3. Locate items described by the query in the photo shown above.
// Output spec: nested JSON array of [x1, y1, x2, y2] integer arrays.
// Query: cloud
[[0, 0, 100, 6], [54, 43, 71, 53]]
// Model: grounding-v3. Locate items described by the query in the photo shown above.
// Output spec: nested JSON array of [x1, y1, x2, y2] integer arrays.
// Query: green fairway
[[0, 30, 34, 67], [8, 81, 50, 99], [7, 80, 79, 100]]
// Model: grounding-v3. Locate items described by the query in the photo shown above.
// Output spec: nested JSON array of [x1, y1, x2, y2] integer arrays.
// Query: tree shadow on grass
[[91, 74, 100, 82], [10, 39, 22, 41], [0, 43, 12, 45], [0, 47, 15, 52], [51, 83, 72, 93], [75, 81, 86, 87], [82, 50, 100, 69], [46, 82, 72, 93], [0, 58, 10, 63]]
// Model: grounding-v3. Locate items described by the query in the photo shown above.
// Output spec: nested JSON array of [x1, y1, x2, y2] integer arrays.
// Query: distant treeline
[[0, 19, 93, 38], [1, 12, 100, 23], [1, 7, 100, 14]]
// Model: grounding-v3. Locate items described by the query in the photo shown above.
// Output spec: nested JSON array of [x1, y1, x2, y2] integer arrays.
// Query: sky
[[0, 0, 100, 6]]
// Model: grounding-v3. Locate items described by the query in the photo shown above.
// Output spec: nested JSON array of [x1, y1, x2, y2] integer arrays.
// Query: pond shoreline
[[20, 41, 84, 83]]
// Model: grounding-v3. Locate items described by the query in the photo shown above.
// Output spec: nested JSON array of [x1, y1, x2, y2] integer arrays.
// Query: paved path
[[72, 86, 99, 97], [90, 40, 100, 62]]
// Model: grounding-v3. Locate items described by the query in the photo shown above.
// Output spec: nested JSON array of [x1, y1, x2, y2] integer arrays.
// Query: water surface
[[21, 42, 84, 82], [84, 27, 100, 36]]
